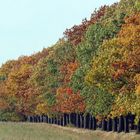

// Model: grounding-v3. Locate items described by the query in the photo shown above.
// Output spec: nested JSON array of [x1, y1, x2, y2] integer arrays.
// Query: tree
[[85, 13, 140, 120]]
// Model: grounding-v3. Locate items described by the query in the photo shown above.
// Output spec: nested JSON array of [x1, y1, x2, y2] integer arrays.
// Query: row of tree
[[0, 0, 140, 133], [27, 114, 140, 133]]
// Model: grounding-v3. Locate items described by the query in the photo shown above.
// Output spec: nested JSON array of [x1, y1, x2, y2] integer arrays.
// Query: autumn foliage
[[0, 0, 140, 124], [64, 6, 108, 46]]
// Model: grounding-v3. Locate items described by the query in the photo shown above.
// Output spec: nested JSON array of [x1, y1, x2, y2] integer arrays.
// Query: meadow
[[0, 122, 140, 140]]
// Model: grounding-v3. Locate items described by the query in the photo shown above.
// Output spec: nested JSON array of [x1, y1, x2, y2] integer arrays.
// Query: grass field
[[0, 122, 140, 140]]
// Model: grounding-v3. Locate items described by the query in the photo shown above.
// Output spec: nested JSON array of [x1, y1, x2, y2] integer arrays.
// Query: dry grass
[[0, 122, 140, 140]]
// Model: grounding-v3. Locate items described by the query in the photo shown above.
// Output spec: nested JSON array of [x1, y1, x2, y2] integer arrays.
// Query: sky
[[0, 0, 119, 66]]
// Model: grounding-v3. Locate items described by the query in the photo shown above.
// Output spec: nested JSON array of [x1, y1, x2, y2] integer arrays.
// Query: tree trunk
[[35, 116, 37, 122], [112, 117, 118, 132], [68, 114, 71, 124], [136, 120, 140, 134], [61, 117, 64, 126], [74, 113, 77, 126], [89, 114, 92, 129], [42, 115, 45, 122], [36, 116, 38, 122], [46, 116, 48, 123], [49, 117, 51, 124], [29, 116, 31, 122], [50, 117, 52, 124], [59, 117, 62, 126], [37, 116, 40, 122], [80, 114, 83, 128], [84, 115, 86, 129], [124, 115, 129, 133], [92, 117, 97, 130], [76, 113, 79, 127], [55, 117, 57, 124], [65, 114, 69, 125], [58, 118, 60, 125], [118, 115, 124, 133], [48, 117, 50, 123], [101, 119, 107, 131], [56, 117, 58, 125], [78, 114, 81, 128], [86, 114, 90, 129], [64, 114, 67, 126], [40, 116, 43, 122], [129, 114, 136, 130], [32, 116, 34, 122], [62, 115, 64, 126], [52, 118, 54, 124], [27, 116, 30, 122], [107, 118, 112, 132]]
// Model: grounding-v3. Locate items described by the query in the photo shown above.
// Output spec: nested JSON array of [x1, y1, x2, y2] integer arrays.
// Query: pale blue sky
[[0, 0, 119, 66]]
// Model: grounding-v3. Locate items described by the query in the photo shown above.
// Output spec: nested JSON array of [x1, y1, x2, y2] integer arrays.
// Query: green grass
[[0, 122, 140, 140]]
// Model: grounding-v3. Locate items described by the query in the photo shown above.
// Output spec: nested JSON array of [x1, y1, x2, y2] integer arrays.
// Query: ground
[[0, 122, 140, 140]]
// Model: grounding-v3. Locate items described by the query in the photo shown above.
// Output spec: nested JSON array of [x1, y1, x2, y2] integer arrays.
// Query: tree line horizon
[[0, 0, 140, 130]]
